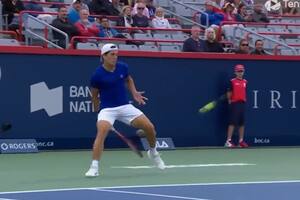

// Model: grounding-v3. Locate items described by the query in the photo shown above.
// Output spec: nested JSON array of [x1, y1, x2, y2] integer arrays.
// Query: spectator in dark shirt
[[132, 2, 150, 32], [233, 38, 250, 54], [116, 5, 133, 28], [182, 25, 204, 52], [251, 39, 267, 55], [2, 0, 25, 30], [89, 0, 119, 16], [51, 6, 79, 48], [146, 0, 156, 18], [235, 3, 253, 22], [202, 27, 224, 52]]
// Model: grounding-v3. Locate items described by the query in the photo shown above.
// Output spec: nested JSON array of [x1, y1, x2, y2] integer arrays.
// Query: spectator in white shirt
[[151, 7, 171, 29]]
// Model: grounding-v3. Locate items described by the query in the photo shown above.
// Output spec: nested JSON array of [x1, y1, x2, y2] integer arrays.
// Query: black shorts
[[229, 101, 246, 126]]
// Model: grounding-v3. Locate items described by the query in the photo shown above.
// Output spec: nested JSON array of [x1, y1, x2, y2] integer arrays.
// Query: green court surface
[[0, 148, 299, 192]]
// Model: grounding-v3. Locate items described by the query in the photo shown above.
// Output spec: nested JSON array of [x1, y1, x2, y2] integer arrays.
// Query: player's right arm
[[91, 87, 100, 112]]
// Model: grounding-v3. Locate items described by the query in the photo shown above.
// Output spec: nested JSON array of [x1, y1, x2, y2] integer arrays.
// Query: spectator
[[116, 5, 133, 28], [132, 0, 150, 18], [235, 3, 253, 22], [251, 39, 267, 55], [89, 0, 119, 16], [112, 0, 122, 13], [182, 25, 204, 52], [222, 2, 237, 22], [233, 38, 250, 54], [68, 0, 82, 24], [2, 0, 25, 30], [146, 0, 156, 18], [97, 16, 121, 38], [74, 9, 99, 41], [132, 2, 150, 30], [24, 0, 43, 16], [202, 27, 224, 52], [51, 6, 79, 48], [252, 4, 269, 23], [200, 0, 224, 26], [151, 7, 171, 29]]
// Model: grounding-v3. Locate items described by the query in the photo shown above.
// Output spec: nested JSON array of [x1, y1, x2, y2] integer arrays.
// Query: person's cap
[[72, 0, 81, 4], [223, 2, 235, 9], [234, 64, 245, 72], [101, 43, 118, 55], [205, 0, 214, 6]]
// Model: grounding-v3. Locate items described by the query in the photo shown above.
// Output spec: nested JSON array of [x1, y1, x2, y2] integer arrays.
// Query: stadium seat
[[133, 33, 154, 44], [139, 44, 159, 51], [171, 33, 189, 41], [76, 42, 98, 50], [160, 44, 181, 52], [0, 38, 21, 46], [118, 44, 139, 51]]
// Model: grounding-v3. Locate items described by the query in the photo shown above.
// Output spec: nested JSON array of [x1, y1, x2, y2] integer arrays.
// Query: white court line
[[0, 198, 17, 200], [1, 180, 300, 195], [111, 163, 256, 169], [92, 188, 211, 200]]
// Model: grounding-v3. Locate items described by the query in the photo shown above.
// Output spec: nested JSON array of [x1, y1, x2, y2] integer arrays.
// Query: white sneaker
[[85, 166, 99, 177], [147, 150, 166, 170]]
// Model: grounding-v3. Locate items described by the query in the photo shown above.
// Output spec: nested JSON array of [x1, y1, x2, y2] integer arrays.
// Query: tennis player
[[85, 43, 166, 177], [225, 64, 249, 148]]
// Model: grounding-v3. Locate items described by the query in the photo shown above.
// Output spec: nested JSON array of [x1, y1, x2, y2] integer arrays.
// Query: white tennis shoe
[[85, 166, 99, 177], [147, 150, 166, 170]]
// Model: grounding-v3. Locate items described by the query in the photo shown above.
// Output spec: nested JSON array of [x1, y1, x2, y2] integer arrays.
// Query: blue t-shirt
[[90, 62, 130, 109]]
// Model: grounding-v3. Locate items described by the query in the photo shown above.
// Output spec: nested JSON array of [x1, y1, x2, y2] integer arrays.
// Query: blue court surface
[[0, 181, 298, 200]]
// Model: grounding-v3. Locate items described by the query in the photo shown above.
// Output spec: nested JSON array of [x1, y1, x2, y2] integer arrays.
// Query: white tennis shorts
[[98, 104, 143, 125]]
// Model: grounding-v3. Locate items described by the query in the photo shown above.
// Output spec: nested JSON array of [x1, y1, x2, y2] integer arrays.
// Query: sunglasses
[[137, 7, 145, 10], [241, 43, 249, 46], [236, 70, 244, 73]]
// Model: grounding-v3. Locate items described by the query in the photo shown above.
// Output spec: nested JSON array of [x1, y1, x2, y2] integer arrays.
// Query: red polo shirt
[[229, 78, 247, 102]]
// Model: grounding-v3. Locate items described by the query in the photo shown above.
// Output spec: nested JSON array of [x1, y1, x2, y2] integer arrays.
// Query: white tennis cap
[[101, 43, 118, 55]]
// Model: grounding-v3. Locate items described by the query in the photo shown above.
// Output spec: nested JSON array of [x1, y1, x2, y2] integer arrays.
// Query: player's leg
[[85, 120, 111, 177], [238, 102, 248, 147], [118, 104, 165, 169], [225, 103, 236, 147], [238, 125, 245, 142], [92, 120, 112, 161], [131, 114, 156, 148], [85, 108, 116, 177], [226, 125, 235, 146]]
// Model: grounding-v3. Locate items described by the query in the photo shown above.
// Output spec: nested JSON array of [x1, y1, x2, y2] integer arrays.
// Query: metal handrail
[[24, 15, 68, 49], [167, 0, 209, 28]]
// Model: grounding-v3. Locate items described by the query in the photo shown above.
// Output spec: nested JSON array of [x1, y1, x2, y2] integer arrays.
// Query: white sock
[[149, 147, 158, 155], [91, 160, 99, 168]]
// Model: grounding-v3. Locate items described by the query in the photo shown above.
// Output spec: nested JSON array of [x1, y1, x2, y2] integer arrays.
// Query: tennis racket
[[0, 122, 12, 134], [111, 127, 143, 158], [198, 94, 227, 113]]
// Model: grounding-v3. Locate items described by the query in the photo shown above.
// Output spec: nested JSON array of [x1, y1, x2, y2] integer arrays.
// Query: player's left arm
[[126, 75, 148, 105]]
